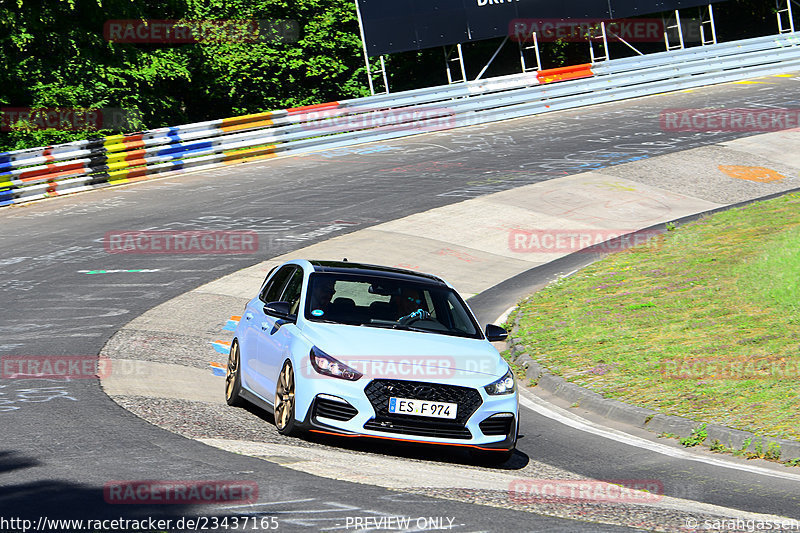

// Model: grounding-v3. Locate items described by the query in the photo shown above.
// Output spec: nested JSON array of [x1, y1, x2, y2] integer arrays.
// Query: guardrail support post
[[589, 21, 610, 62], [355, 0, 389, 95], [519, 31, 542, 73], [374, 56, 390, 94], [664, 9, 685, 51], [700, 4, 718, 45], [444, 44, 467, 84], [777, 0, 796, 33]]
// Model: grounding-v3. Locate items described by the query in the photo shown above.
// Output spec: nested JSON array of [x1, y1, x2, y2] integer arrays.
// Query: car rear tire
[[275, 360, 300, 436], [225, 340, 246, 407]]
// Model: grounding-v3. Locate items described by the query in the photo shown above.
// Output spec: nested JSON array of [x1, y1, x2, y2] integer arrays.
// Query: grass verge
[[512, 191, 800, 441]]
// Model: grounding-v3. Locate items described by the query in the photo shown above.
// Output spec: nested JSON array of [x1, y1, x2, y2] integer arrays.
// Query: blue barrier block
[[166, 127, 181, 142], [158, 141, 213, 157], [0, 188, 15, 202]]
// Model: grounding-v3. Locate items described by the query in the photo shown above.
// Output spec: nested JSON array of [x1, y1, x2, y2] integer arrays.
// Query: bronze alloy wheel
[[275, 360, 299, 436], [225, 341, 245, 407]]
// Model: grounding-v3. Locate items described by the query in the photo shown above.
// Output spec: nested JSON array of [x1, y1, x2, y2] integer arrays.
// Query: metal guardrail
[[2, 31, 799, 207]]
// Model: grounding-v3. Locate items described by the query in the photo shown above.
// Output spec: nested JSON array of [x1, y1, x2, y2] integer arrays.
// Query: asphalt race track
[[2, 75, 800, 531]]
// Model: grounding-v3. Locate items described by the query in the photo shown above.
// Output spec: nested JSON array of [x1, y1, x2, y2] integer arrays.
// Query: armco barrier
[[2, 31, 799, 207]]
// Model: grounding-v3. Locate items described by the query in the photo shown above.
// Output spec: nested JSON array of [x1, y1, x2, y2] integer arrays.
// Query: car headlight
[[310, 346, 362, 381], [485, 368, 516, 395]]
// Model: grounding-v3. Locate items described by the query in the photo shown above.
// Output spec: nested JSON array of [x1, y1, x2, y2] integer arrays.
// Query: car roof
[[308, 260, 446, 285]]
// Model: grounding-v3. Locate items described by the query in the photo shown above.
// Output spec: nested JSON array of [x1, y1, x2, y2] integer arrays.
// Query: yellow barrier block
[[104, 142, 131, 154], [222, 145, 277, 164], [224, 153, 277, 165], [220, 111, 275, 128], [220, 119, 273, 133], [106, 159, 141, 172], [103, 135, 125, 146], [105, 152, 130, 164]]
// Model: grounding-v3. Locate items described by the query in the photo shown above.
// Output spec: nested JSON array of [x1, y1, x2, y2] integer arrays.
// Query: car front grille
[[479, 414, 515, 436], [312, 397, 358, 422], [362, 379, 482, 440]]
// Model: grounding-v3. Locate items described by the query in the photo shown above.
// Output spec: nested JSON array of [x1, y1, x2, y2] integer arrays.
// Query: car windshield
[[304, 272, 482, 339]]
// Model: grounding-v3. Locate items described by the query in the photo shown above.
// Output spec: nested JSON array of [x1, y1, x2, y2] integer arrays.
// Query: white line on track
[[518, 389, 800, 483], [220, 498, 317, 509]]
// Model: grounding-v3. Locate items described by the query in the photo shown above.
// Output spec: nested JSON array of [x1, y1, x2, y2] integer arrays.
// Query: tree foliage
[[0, 0, 789, 151], [0, 0, 370, 151]]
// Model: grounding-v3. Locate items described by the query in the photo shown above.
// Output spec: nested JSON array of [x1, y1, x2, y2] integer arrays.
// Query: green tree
[[0, 0, 370, 151]]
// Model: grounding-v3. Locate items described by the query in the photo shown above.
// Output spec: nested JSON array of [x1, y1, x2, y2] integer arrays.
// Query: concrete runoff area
[[100, 127, 800, 527]]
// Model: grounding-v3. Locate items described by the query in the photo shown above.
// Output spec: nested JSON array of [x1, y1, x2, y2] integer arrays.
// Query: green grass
[[512, 192, 800, 441]]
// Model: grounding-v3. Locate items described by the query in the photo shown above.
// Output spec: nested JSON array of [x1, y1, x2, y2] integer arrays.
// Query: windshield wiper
[[360, 322, 434, 334]]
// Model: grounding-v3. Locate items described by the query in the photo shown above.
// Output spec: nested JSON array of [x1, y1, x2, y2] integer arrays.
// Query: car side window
[[280, 268, 304, 315], [447, 297, 473, 333], [259, 265, 294, 304]]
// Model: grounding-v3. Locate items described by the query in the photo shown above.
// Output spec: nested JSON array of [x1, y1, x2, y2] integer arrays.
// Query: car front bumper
[[293, 375, 519, 451]]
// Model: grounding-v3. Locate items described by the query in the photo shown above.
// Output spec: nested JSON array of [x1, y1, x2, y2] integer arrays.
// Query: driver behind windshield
[[309, 278, 337, 314], [393, 287, 431, 324]]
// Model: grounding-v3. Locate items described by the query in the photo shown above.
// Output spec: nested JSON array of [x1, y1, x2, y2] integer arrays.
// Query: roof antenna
[[342, 258, 348, 262]]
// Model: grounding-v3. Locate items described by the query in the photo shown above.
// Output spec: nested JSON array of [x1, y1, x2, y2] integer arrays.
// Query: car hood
[[299, 322, 507, 381]]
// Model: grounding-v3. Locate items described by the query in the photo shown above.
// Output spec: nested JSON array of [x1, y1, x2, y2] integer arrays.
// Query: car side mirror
[[485, 324, 508, 342], [264, 301, 295, 321]]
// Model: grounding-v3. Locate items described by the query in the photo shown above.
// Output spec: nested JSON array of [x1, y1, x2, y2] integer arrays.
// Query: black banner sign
[[357, 0, 728, 55]]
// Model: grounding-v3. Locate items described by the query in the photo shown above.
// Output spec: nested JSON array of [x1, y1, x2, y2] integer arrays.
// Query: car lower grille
[[363, 419, 472, 439], [363, 379, 482, 440], [479, 415, 514, 436], [312, 397, 358, 422]]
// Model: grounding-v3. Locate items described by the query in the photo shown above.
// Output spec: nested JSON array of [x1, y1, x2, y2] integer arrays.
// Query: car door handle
[[245, 313, 253, 320]]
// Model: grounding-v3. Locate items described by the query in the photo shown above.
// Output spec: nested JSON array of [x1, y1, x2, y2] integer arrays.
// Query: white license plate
[[388, 397, 457, 419]]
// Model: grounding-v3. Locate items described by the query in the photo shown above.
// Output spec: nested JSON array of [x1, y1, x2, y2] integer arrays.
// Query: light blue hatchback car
[[226, 259, 518, 462]]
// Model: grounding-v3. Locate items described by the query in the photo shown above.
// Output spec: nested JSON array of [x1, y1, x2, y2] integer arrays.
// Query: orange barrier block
[[537, 64, 594, 84], [19, 160, 87, 182]]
